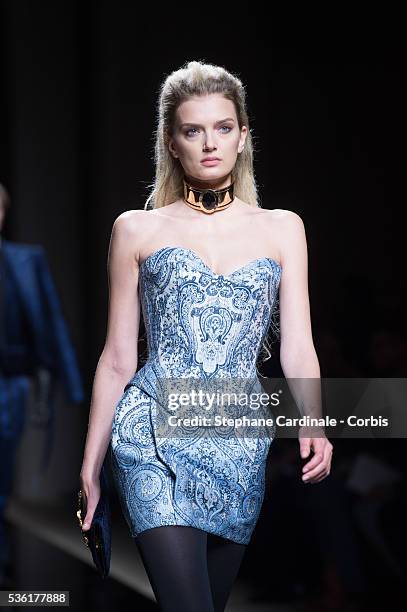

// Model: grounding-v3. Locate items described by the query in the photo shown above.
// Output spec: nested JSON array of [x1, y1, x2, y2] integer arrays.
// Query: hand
[[78, 473, 101, 532], [298, 426, 333, 484]]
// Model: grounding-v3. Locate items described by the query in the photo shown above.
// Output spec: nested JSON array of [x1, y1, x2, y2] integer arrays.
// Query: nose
[[203, 132, 217, 151]]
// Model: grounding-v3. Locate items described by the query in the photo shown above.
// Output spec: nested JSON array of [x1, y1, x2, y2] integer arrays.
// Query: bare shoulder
[[111, 209, 164, 262], [265, 208, 305, 237], [264, 208, 304, 227], [112, 208, 164, 239], [263, 209, 306, 264], [112, 208, 154, 230], [278, 210, 305, 242]]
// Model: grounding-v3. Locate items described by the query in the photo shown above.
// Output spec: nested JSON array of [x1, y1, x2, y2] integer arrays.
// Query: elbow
[[98, 351, 137, 380], [280, 343, 320, 379]]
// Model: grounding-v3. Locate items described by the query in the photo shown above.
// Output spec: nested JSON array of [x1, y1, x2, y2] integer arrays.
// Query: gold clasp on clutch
[[77, 489, 89, 547]]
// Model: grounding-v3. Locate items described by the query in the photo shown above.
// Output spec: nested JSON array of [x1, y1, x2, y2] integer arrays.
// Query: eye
[[184, 125, 233, 137]]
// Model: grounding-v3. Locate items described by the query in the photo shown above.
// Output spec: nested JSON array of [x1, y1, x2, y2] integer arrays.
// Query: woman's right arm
[[79, 210, 143, 530]]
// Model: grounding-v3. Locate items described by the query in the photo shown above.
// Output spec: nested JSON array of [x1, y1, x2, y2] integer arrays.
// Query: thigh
[[206, 533, 247, 612], [136, 525, 215, 612]]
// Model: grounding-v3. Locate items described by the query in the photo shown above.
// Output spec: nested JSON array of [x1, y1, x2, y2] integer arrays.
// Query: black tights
[[135, 525, 247, 612]]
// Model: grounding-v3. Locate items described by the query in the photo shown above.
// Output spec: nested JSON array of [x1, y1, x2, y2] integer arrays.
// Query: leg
[[206, 533, 247, 612], [135, 525, 215, 612]]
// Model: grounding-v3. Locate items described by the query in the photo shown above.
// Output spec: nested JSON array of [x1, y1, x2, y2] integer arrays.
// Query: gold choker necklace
[[183, 178, 234, 214]]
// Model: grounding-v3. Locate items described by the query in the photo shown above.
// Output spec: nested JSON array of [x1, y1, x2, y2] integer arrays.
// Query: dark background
[[1, 2, 405, 610], [1, 4, 405, 378]]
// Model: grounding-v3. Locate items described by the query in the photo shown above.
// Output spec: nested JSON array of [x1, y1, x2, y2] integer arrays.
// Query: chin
[[192, 169, 230, 181], [187, 173, 218, 184]]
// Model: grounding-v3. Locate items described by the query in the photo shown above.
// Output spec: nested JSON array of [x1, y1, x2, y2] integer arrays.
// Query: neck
[[182, 175, 235, 215], [184, 173, 233, 191]]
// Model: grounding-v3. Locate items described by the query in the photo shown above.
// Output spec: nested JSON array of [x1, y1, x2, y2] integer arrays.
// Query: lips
[[201, 157, 221, 162], [201, 159, 221, 166]]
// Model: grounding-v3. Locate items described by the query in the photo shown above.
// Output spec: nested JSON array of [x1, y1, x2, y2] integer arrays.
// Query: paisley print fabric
[[110, 246, 282, 544]]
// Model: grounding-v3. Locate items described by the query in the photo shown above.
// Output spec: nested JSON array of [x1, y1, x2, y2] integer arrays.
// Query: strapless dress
[[110, 246, 282, 544]]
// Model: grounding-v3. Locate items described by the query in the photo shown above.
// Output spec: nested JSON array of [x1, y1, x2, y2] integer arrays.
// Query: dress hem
[[130, 523, 251, 546]]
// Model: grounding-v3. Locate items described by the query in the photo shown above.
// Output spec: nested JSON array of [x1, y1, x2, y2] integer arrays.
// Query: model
[[79, 60, 333, 611]]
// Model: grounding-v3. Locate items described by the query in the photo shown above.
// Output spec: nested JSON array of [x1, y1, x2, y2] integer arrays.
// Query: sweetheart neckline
[[139, 245, 282, 278]]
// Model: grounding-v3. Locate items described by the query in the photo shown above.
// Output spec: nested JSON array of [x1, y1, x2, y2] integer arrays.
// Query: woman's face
[[168, 93, 247, 188]]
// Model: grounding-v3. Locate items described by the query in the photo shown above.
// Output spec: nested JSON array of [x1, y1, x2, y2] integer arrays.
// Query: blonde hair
[[144, 60, 261, 210], [142, 60, 279, 363]]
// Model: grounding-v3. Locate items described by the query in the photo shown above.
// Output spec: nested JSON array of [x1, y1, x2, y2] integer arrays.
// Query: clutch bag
[[76, 459, 111, 579]]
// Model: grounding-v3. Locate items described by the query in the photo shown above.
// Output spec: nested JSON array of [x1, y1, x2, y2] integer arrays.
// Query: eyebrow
[[179, 117, 235, 128]]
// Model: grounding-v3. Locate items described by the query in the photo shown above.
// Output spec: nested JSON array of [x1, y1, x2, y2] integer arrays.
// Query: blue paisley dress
[[110, 246, 282, 544]]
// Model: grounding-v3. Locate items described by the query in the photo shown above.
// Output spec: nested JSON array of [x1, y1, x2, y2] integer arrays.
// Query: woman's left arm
[[277, 210, 333, 484]]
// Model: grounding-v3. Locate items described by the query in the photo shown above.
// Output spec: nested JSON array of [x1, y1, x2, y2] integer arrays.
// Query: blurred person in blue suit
[[0, 182, 85, 585]]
